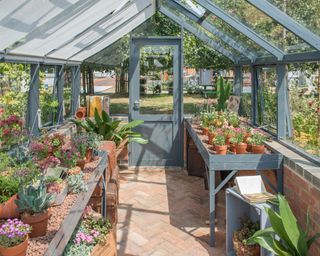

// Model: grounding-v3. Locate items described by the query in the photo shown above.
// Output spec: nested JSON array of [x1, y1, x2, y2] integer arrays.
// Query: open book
[[235, 175, 276, 204]]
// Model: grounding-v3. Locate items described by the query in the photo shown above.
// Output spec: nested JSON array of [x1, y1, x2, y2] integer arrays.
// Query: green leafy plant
[[213, 134, 226, 146], [216, 77, 231, 111], [15, 180, 55, 215], [83, 215, 112, 245], [67, 173, 87, 194], [0, 175, 19, 204], [229, 129, 245, 144], [72, 109, 148, 146], [246, 195, 320, 256], [234, 219, 259, 249], [248, 130, 267, 145], [72, 132, 102, 158]]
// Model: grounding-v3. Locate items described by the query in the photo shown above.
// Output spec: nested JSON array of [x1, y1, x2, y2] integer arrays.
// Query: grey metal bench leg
[[277, 168, 283, 194], [209, 170, 215, 247]]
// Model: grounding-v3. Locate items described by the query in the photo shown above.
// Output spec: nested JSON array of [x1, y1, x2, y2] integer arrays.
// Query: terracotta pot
[[252, 144, 265, 154], [85, 148, 93, 163], [77, 159, 86, 170], [21, 210, 50, 238], [235, 143, 247, 154], [0, 236, 28, 256], [208, 132, 215, 145], [214, 145, 228, 155], [233, 235, 260, 256], [0, 194, 20, 219], [75, 107, 86, 119], [202, 127, 209, 136], [247, 144, 253, 153], [229, 143, 236, 154]]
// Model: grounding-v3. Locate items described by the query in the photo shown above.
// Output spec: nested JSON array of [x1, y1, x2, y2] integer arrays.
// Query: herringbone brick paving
[[117, 168, 226, 256]]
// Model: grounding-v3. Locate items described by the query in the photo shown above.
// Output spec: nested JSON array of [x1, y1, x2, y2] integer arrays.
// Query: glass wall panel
[[287, 62, 319, 158], [240, 66, 252, 120], [257, 66, 277, 133], [267, 0, 320, 38], [204, 0, 316, 53]]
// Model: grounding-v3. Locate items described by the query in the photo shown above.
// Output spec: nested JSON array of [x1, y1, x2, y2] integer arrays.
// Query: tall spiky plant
[[216, 76, 231, 111]]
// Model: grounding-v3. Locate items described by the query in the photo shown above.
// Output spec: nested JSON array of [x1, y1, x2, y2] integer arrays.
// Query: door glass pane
[[139, 45, 174, 115]]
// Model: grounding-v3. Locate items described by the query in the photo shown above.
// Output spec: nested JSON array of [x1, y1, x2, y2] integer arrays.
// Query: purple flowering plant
[[0, 219, 31, 248]]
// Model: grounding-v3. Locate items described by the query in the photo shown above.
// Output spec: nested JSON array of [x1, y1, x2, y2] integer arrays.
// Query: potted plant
[[15, 181, 55, 238], [230, 130, 247, 154], [67, 173, 87, 194], [0, 218, 31, 256], [72, 133, 102, 163], [0, 174, 20, 219], [208, 126, 216, 145], [213, 134, 228, 155], [55, 145, 82, 170], [247, 195, 320, 255], [233, 219, 260, 256], [248, 130, 267, 154]]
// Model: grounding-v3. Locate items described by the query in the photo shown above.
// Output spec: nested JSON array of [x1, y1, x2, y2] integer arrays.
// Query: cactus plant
[[216, 77, 231, 111], [67, 173, 87, 194], [15, 181, 55, 215]]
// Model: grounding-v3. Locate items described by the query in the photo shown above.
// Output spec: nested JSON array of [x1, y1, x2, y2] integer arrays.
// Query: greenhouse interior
[[0, 0, 320, 255]]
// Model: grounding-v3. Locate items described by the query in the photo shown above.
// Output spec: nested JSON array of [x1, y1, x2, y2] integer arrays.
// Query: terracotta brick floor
[[117, 168, 226, 256]]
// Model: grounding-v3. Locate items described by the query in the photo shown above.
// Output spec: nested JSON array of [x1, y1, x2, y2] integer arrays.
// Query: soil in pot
[[21, 210, 50, 238], [0, 194, 19, 219], [252, 145, 265, 154], [0, 236, 28, 256], [214, 145, 228, 155], [235, 143, 247, 154]]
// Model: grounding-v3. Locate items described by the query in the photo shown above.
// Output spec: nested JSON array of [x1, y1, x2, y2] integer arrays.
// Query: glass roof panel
[[205, 14, 271, 58], [266, 0, 320, 37], [203, 0, 316, 53], [161, 0, 249, 60]]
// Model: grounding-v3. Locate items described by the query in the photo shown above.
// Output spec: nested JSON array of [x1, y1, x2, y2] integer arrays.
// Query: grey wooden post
[[71, 66, 81, 115], [276, 64, 288, 139], [233, 65, 242, 96], [55, 65, 65, 125], [27, 64, 40, 136], [209, 169, 215, 247], [251, 66, 259, 125]]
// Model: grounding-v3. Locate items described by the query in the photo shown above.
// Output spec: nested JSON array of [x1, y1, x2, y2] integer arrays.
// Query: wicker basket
[[91, 227, 117, 256], [233, 234, 260, 256]]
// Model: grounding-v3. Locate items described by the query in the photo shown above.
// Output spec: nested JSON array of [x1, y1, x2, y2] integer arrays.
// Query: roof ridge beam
[[169, 0, 257, 62], [196, 0, 285, 60], [246, 0, 320, 51], [159, 6, 238, 63]]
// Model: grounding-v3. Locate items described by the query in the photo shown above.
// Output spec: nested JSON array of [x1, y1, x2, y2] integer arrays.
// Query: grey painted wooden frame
[[185, 119, 284, 247], [247, 0, 320, 51], [55, 65, 65, 125], [167, 0, 257, 62], [159, 6, 238, 63], [233, 66, 242, 96], [44, 151, 108, 256], [70, 65, 81, 115], [26, 64, 40, 136], [276, 64, 288, 139], [196, 0, 285, 60]]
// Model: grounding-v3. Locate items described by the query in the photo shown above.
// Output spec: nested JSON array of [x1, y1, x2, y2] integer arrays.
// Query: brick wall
[[284, 166, 320, 256]]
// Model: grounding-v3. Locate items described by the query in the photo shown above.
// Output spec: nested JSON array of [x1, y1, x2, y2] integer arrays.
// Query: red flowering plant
[[0, 115, 27, 151], [54, 143, 80, 168]]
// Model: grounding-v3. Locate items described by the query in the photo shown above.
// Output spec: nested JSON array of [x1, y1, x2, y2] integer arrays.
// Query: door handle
[[133, 100, 140, 110]]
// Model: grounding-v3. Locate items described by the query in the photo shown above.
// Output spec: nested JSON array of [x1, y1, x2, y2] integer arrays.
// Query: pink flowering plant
[[0, 115, 27, 151], [0, 219, 31, 248], [54, 144, 80, 168]]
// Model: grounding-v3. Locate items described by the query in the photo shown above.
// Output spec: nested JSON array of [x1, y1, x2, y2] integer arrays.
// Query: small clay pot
[[0, 194, 19, 219], [203, 127, 209, 136], [235, 143, 247, 154], [0, 236, 28, 256], [75, 107, 86, 119], [85, 148, 93, 163], [22, 210, 50, 238], [214, 145, 228, 155], [77, 159, 86, 170], [208, 132, 215, 145], [252, 144, 265, 154]]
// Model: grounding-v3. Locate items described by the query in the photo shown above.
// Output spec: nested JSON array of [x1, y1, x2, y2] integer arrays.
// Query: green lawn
[[109, 94, 205, 115]]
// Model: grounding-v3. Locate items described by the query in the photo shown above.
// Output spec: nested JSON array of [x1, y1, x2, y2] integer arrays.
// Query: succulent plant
[[15, 181, 55, 215], [67, 173, 87, 194]]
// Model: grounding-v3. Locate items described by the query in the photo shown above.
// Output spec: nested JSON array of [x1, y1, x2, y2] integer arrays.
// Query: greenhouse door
[[129, 37, 183, 167]]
